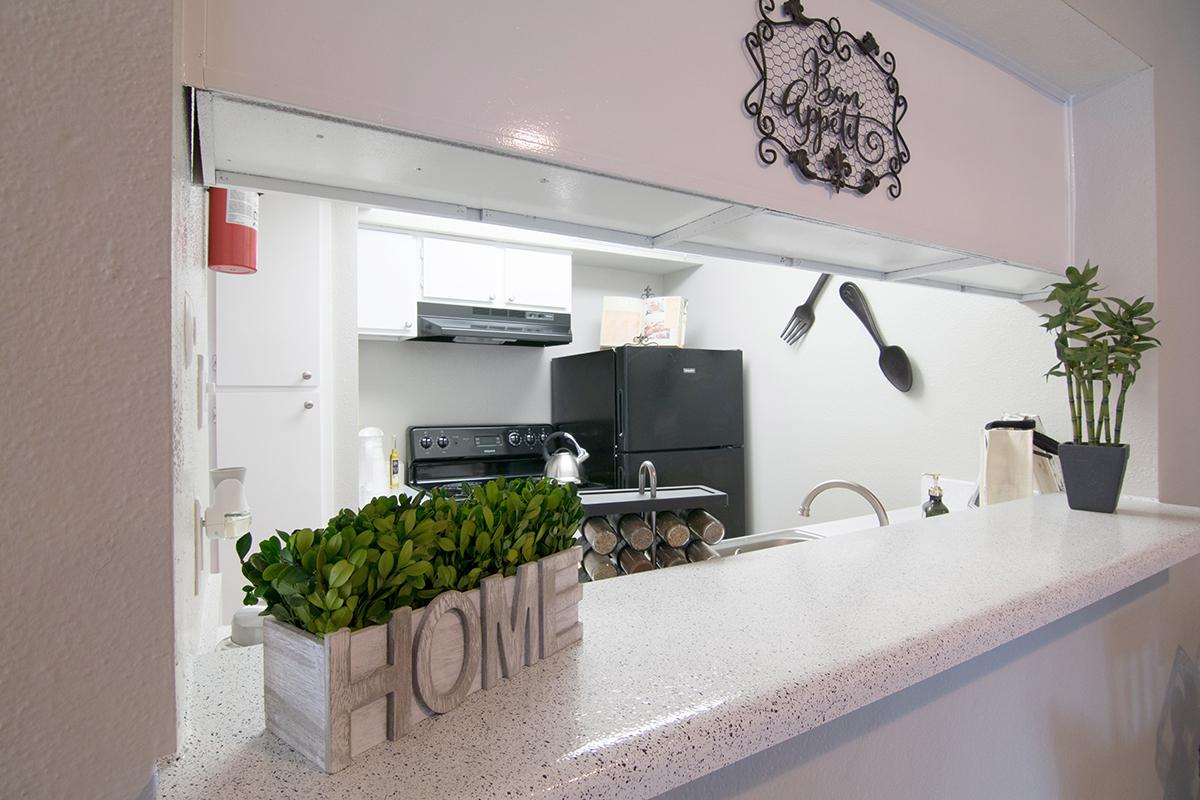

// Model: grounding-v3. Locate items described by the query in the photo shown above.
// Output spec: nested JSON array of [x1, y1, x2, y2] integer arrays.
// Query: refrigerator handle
[[616, 389, 624, 442], [616, 462, 624, 488]]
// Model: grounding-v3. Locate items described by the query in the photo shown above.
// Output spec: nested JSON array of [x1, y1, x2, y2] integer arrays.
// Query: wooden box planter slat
[[262, 545, 583, 773]]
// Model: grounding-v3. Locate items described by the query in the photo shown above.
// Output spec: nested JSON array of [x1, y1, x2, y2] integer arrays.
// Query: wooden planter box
[[262, 546, 582, 773]]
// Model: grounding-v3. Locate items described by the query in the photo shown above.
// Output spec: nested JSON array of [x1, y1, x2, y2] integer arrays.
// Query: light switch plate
[[183, 292, 196, 364], [194, 498, 204, 596], [196, 354, 206, 429]]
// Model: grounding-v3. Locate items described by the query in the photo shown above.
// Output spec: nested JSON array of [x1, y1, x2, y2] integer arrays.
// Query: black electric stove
[[406, 424, 604, 499]]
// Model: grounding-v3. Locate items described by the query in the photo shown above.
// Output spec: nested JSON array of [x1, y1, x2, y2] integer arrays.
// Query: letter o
[[413, 590, 481, 714]]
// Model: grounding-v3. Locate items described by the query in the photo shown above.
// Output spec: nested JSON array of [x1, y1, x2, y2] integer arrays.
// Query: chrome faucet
[[798, 480, 889, 527]]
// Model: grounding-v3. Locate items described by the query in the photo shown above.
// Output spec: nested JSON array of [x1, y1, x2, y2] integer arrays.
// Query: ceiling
[[874, 0, 1148, 99]]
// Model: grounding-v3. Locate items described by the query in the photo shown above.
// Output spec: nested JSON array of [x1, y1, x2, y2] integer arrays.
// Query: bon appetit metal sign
[[744, 1, 910, 197]]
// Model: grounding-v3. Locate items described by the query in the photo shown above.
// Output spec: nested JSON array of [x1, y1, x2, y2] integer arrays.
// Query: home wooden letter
[[413, 590, 481, 714], [539, 546, 583, 658], [481, 561, 540, 689], [324, 607, 413, 772]]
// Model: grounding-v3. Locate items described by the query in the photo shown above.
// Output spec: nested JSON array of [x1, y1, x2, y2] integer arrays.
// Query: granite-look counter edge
[[157, 496, 1200, 800]]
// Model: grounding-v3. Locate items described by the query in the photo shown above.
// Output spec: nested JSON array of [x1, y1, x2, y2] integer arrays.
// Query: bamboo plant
[[1041, 262, 1160, 446]]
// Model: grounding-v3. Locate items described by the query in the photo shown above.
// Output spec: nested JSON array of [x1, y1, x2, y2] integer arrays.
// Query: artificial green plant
[[1041, 261, 1160, 446], [237, 477, 584, 636]]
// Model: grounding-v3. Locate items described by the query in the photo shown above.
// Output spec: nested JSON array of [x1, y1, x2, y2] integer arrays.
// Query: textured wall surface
[[186, 0, 1070, 271], [661, 555, 1200, 799], [0, 1, 177, 798], [1063, 0, 1200, 507]]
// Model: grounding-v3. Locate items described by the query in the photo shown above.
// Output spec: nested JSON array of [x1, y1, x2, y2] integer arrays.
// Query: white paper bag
[[979, 428, 1034, 506]]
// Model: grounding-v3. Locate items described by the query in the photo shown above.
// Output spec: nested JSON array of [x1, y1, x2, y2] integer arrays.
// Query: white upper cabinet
[[215, 193, 322, 387], [503, 247, 572, 311], [420, 236, 503, 305], [358, 228, 420, 337]]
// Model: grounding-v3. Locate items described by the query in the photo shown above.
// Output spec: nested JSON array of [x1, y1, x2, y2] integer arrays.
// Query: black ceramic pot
[[1058, 443, 1130, 513]]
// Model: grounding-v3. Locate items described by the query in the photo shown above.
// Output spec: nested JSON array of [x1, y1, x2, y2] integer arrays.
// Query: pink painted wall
[[184, 0, 1070, 270], [0, 1, 177, 797], [1066, 0, 1200, 506]]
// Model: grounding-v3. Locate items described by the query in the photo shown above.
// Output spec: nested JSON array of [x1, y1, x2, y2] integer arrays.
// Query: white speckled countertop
[[158, 496, 1200, 800]]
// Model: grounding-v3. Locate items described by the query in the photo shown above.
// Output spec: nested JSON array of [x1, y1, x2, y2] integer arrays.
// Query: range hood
[[413, 302, 572, 346]]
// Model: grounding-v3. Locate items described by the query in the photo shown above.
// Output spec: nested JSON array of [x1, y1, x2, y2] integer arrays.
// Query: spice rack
[[575, 460, 730, 581]]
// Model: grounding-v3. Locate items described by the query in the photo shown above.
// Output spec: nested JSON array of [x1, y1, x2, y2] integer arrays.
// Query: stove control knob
[[524, 432, 536, 446], [419, 435, 433, 449], [507, 430, 522, 447], [436, 435, 449, 449], [538, 430, 549, 443]]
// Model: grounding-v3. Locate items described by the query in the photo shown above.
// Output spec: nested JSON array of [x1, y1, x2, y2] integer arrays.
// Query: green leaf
[[328, 560, 354, 588], [330, 607, 352, 629], [236, 532, 252, 562], [294, 528, 314, 555], [261, 563, 287, 582], [378, 550, 395, 579], [325, 533, 343, 556]]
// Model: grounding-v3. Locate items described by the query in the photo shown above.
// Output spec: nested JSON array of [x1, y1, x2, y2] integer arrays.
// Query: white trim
[[1065, 94, 1077, 268], [479, 210, 653, 249], [872, 0, 1072, 101], [214, 170, 479, 222], [884, 256, 996, 281], [650, 205, 760, 247], [196, 90, 216, 187]]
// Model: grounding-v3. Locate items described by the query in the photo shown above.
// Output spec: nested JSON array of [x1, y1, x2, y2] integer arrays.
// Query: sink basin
[[711, 528, 824, 556]]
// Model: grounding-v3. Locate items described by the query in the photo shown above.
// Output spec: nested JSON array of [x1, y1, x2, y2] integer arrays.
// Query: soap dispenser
[[922, 473, 950, 518]]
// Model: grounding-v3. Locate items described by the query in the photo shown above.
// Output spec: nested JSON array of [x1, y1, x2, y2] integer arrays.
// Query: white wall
[[664, 260, 1072, 529], [359, 264, 662, 450], [0, 1, 177, 798], [185, 0, 1070, 271], [1065, 0, 1200, 507], [660, 556, 1200, 799], [1070, 69, 1158, 496]]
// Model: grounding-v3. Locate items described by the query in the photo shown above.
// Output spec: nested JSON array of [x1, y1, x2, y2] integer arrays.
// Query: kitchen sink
[[711, 528, 824, 556]]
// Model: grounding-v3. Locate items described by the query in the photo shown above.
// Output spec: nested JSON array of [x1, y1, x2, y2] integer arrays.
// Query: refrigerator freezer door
[[618, 447, 746, 538], [618, 348, 744, 452]]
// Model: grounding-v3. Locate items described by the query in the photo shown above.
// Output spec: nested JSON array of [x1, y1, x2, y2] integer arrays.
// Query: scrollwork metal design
[[743, 1, 910, 198]]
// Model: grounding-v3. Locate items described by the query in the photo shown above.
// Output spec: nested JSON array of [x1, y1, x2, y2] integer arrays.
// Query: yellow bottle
[[388, 435, 401, 490]]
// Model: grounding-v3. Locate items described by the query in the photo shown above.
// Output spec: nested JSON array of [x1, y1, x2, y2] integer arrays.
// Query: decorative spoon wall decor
[[838, 282, 913, 392]]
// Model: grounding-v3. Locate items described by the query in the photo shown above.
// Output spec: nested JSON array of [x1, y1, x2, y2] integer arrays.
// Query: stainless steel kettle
[[542, 431, 589, 484]]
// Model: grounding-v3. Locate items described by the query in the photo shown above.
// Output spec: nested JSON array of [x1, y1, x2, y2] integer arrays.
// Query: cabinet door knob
[[301, 371, 313, 381], [304, 401, 315, 410], [507, 296, 515, 303], [488, 293, 496, 301], [404, 321, 413, 329]]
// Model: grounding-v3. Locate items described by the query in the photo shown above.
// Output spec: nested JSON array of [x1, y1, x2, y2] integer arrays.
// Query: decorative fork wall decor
[[743, 1, 910, 198]]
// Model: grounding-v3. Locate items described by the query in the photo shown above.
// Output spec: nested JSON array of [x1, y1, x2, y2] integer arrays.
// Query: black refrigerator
[[551, 347, 746, 537]]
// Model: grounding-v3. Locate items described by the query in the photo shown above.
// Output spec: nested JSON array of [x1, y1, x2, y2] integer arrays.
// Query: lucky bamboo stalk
[[1064, 356, 1080, 444], [1113, 373, 1132, 445], [1098, 346, 1112, 445], [1081, 375, 1097, 445]]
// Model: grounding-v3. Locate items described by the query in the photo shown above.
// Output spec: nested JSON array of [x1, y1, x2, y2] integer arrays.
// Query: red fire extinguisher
[[208, 187, 259, 274]]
